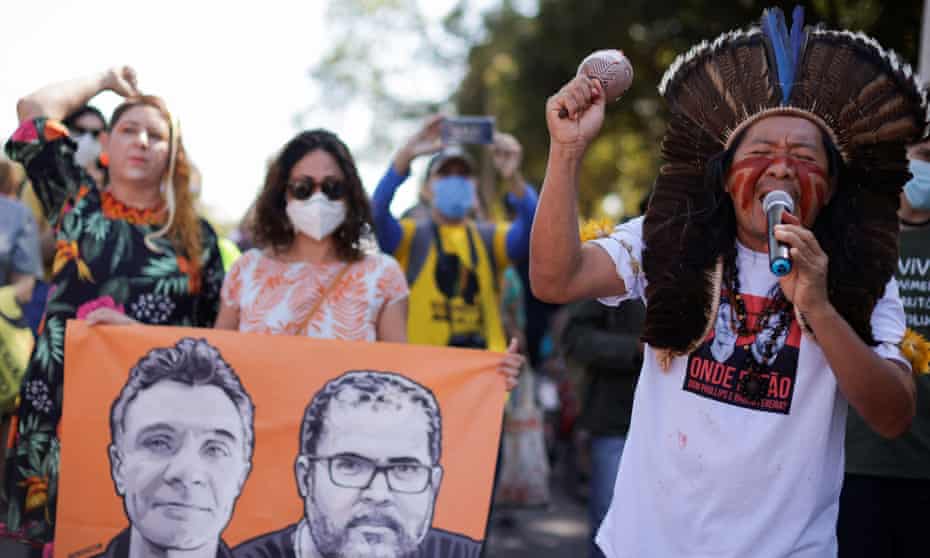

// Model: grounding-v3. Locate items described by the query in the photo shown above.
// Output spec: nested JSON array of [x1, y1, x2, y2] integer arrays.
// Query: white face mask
[[286, 192, 347, 241], [73, 132, 101, 169]]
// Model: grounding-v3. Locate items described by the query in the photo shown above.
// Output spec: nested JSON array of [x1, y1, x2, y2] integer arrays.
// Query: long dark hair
[[715, 130, 889, 344], [252, 130, 372, 262], [642, 123, 892, 350]]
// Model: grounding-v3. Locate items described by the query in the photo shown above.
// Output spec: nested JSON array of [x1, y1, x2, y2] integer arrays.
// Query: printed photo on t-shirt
[[684, 291, 802, 414]]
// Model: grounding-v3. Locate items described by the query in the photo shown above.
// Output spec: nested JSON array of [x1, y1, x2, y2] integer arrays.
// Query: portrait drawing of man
[[233, 370, 481, 558], [94, 337, 254, 558]]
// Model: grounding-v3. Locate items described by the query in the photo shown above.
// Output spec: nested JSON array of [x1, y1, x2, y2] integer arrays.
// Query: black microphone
[[762, 190, 794, 277]]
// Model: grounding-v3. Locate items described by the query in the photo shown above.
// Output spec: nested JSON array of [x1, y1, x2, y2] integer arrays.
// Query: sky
[[0, 0, 495, 224]]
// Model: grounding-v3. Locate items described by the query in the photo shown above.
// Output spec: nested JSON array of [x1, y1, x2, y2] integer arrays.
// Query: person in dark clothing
[[234, 371, 481, 558], [561, 298, 645, 558], [62, 104, 107, 186], [837, 137, 930, 558]]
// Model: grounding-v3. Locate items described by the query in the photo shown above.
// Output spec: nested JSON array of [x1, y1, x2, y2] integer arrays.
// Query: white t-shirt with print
[[590, 216, 907, 558]]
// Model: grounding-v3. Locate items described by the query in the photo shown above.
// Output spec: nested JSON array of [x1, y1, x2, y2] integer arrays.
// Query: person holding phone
[[371, 115, 538, 352]]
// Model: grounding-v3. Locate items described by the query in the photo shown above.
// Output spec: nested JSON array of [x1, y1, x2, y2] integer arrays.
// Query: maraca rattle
[[558, 49, 634, 119]]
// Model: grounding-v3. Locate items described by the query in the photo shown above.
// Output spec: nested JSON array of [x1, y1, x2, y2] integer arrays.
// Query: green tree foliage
[[299, 0, 477, 158], [457, 0, 924, 219]]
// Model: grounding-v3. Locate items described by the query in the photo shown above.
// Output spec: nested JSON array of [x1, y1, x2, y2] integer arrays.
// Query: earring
[[99, 152, 110, 167]]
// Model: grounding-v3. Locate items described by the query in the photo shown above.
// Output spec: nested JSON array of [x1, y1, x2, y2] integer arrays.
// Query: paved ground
[[483, 462, 591, 558], [0, 537, 34, 558]]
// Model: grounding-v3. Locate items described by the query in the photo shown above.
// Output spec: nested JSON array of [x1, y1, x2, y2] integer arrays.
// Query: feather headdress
[[641, 7, 929, 357]]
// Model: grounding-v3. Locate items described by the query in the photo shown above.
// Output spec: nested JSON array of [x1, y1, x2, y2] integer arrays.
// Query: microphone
[[558, 50, 634, 119], [762, 190, 795, 277]]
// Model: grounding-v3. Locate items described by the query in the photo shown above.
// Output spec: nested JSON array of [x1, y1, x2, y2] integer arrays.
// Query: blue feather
[[789, 6, 806, 67], [762, 6, 806, 103]]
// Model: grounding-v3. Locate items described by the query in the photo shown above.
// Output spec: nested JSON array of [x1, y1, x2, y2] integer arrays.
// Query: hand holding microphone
[[766, 195, 831, 315], [763, 190, 794, 276]]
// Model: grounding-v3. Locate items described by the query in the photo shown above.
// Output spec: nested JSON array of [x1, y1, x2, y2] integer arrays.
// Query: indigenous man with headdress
[[530, 7, 928, 558]]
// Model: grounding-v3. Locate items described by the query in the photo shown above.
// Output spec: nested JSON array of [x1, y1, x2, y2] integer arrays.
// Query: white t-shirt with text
[[590, 217, 906, 558]]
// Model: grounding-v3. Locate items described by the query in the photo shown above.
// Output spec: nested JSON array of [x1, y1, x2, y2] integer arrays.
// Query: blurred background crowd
[[0, 1, 928, 557]]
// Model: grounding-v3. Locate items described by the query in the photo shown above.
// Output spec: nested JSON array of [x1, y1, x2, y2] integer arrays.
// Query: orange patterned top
[[100, 190, 167, 225], [220, 249, 408, 341]]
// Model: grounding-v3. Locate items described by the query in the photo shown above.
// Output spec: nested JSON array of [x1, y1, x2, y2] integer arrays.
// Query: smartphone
[[441, 116, 496, 145]]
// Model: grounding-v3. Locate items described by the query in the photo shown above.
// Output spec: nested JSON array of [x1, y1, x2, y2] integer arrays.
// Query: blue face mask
[[904, 159, 930, 210], [432, 176, 475, 220]]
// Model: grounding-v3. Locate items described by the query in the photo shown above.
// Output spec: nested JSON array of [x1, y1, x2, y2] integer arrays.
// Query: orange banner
[[57, 321, 506, 558]]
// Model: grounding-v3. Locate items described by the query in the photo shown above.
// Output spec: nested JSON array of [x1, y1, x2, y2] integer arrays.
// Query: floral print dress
[[2, 118, 224, 544], [221, 249, 408, 340]]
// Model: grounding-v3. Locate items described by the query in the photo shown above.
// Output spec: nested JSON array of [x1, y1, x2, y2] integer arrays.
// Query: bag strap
[[475, 222, 500, 284], [431, 222, 487, 338], [405, 220, 434, 285], [297, 262, 353, 336]]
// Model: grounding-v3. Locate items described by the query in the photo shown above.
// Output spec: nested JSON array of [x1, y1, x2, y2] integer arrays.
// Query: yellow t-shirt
[[395, 219, 509, 351]]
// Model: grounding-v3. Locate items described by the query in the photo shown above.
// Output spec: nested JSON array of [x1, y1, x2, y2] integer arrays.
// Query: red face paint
[[793, 159, 829, 225], [725, 156, 829, 224], [727, 157, 771, 212]]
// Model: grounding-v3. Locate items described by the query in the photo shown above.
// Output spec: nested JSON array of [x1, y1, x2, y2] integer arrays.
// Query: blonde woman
[[1, 67, 225, 546]]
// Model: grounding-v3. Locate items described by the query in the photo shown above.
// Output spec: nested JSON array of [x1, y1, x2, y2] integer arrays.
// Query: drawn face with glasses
[[295, 392, 442, 558], [308, 454, 434, 493]]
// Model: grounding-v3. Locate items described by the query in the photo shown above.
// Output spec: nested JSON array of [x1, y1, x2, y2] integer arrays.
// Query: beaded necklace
[[724, 250, 794, 402]]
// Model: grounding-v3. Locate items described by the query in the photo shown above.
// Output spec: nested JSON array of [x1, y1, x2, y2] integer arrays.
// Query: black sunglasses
[[286, 177, 347, 201], [70, 125, 104, 139]]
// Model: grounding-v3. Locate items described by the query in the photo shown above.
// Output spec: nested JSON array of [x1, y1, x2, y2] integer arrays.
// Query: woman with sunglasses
[[1, 66, 226, 548], [215, 130, 409, 341], [216, 130, 523, 392], [216, 130, 524, 391], [62, 105, 107, 186]]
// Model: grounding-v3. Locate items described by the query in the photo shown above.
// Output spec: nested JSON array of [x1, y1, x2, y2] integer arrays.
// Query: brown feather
[[644, 18, 927, 354]]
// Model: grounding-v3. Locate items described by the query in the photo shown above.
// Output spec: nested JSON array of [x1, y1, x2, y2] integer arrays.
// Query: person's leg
[[889, 477, 930, 557], [588, 435, 625, 558], [837, 474, 893, 558], [0, 414, 10, 492]]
